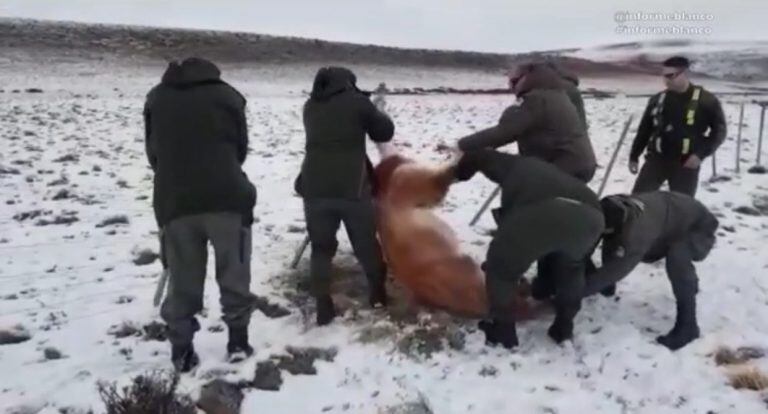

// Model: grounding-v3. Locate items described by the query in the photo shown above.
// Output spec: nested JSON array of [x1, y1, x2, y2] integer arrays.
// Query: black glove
[[454, 152, 481, 182]]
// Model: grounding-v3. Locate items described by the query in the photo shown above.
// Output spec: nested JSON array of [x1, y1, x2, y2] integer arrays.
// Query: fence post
[[597, 115, 634, 197], [757, 103, 766, 166], [736, 102, 744, 173], [469, 186, 501, 227]]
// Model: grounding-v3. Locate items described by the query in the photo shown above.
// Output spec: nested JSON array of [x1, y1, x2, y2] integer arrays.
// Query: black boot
[[656, 300, 700, 351], [600, 283, 617, 297], [547, 317, 574, 344], [171, 343, 199, 373], [227, 326, 254, 362], [478, 319, 519, 349], [548, 304, 578, 344], [316, 295, 337, 326], [368, 283, 388, 308]]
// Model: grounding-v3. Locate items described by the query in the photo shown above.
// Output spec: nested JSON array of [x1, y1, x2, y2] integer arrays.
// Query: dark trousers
[[633, 154, 700, 196], [484, 199, 604, 324], [663, 240, 700, 330], [160, 213, 254, 347], [657, 220, 716, 330], [303, 198, 386, 297]]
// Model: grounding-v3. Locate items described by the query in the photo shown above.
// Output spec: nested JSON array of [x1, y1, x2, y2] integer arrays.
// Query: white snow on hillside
[[566, 39, 768, 83]]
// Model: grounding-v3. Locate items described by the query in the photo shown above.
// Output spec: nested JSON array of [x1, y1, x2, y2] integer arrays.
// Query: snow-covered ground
[[1, 62, 767, 414]]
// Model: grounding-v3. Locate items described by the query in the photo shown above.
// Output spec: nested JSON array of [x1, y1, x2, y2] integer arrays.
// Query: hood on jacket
[[310, 66, 369, 101], [516, 63, 566, 96], [546, 61, 580, 87], [161, 57, 222, 87]]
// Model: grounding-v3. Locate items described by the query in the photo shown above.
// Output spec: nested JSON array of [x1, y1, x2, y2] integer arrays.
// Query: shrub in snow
[[250, 294, 291, 318], [97, 215, 130, 228], [142, 321, 168, 342], [109, 322, 142, 339], [35, 214, 80, 226], [97, 371, 196, 414], [714, 346, 766, 366], [727, 366, 768, 391], [733, 206, 762, 216], [53, 154, 79, 163]]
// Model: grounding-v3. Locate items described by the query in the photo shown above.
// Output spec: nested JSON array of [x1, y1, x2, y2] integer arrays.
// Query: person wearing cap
[[452, 149, 604, 348], [144, 57, 258, 372], [629, 56, 727, 196], [585, 191, 719, 350], [297, 67, 394, 326]]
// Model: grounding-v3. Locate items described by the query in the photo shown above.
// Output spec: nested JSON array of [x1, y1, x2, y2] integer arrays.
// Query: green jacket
[[144, 58, 256, 226], [630, 84, 727, 162], [454, 149, 602, 218], [458, 65, 596, 182], [585, 191, 719, 295], [299, 67, 394, 199]]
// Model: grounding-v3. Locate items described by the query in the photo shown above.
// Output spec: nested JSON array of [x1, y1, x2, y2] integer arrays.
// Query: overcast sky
[[1, 0, 766, 53]]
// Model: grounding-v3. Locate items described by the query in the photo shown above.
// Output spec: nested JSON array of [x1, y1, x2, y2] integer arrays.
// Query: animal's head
[[375, 155, 455, 208]]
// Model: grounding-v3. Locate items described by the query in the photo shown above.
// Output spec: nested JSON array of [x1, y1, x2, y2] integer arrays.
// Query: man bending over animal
[[585, 191, 719, 350], [452, 149, 604, 348]]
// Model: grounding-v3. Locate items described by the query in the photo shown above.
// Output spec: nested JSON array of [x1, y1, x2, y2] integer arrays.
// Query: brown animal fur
[[374, 155, 533, 319]]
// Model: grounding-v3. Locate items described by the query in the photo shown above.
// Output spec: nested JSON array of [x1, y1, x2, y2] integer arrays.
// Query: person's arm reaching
[[363, 99, 395, 143], [457, 100, 538, 152]]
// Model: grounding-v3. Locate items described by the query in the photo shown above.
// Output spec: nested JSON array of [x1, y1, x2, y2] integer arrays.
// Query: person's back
[[507, 89, 595, 181], [588, 191, 719, 350], [144, 57, 257, 372], [145, 57, 255, 226], [630, 191, 718, 261], [299, 66, 394, 326], [545, 62, 588, 131], [301, 67, 394, 199], [459, 150, 600, 214]]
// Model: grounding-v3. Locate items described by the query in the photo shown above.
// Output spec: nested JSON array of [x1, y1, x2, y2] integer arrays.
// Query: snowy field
[[1, 63, 767, 414]]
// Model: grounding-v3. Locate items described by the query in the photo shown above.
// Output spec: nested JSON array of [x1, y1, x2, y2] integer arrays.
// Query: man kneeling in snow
[[585, 191, 719, 350]]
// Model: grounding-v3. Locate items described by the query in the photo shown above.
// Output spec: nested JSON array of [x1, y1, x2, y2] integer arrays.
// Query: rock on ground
[[0, 324, 32, 345], [197, 379, 244, 414]]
